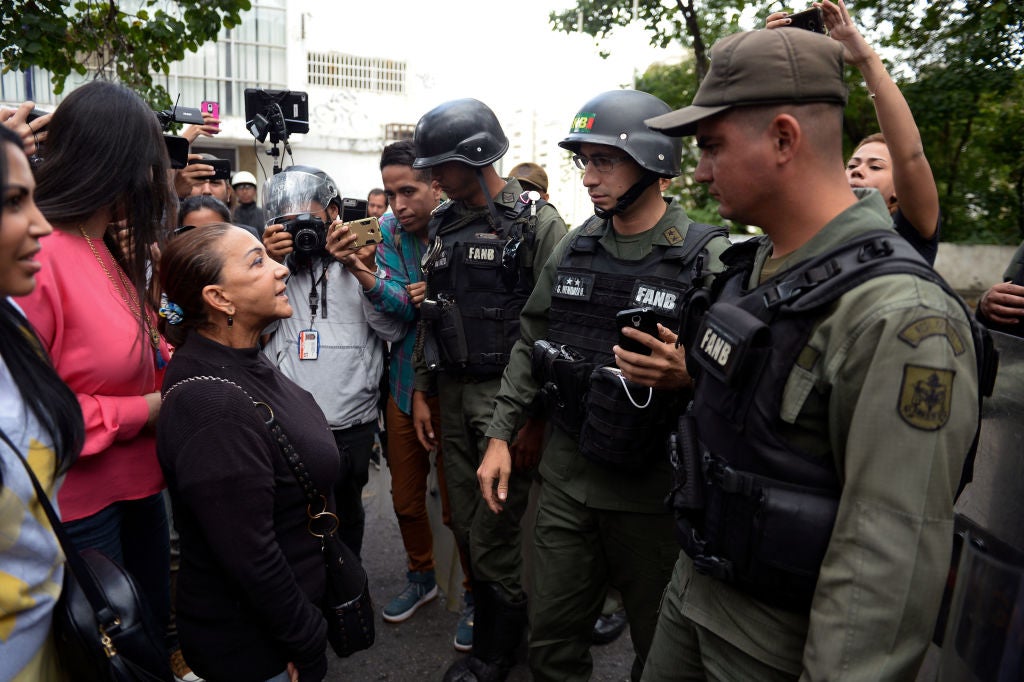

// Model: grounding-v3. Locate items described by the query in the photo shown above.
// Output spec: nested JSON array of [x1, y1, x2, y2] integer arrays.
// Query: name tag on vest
[[553, 273, 595, 300], [630, 282, 683, 316], [433, 246, 451, 271]]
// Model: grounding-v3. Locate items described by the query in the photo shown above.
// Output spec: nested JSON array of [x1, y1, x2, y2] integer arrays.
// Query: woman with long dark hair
[[16, 80, 176, 661], [0, 124, 84, 681]]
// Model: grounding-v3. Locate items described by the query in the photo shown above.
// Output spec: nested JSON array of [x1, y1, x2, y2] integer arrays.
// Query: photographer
[[261, 165, 404, 557]]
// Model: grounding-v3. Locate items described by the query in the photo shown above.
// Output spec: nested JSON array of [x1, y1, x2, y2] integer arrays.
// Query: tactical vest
[[537, 216, 726, 471], [420, 196, 542, 378], [669, 230, 996, 609]]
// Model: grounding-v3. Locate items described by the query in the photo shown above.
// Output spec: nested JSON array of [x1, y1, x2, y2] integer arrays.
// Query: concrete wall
[[933, 243, 1017, 304]]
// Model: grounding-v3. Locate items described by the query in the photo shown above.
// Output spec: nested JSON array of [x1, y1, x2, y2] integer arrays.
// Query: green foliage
[[553, 0, 1024, 243], [1, 0, 251, 110]]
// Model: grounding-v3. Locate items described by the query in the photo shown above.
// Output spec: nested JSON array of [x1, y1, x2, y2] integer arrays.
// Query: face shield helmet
[[263, 166, 341, 257]]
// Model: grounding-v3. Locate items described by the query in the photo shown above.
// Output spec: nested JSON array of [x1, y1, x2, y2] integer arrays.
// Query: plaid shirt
[[362, 213, 429, 415]]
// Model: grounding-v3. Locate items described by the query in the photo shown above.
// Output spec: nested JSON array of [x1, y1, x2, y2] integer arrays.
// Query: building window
[[384, 123, 416, 142], [307, 52, 406, 95], [155, 0, 288, 118]]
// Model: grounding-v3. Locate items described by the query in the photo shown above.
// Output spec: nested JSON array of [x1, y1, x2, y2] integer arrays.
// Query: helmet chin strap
[[594, 172, 659, 219], [476, 168, 503, 230]]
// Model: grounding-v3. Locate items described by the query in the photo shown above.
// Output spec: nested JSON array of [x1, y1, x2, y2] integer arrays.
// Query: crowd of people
[[0, 2, 1014, 681]]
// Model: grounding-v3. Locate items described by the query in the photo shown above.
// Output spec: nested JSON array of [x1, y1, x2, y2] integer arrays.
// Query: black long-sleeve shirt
[[157, 331, 339, 682]]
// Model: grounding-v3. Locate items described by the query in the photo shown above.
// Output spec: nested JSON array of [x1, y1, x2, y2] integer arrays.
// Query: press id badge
[[298, 329, 320, 360]]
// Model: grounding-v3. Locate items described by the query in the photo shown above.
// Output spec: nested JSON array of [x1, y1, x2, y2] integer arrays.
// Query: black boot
[[443, 582, 527, 682]]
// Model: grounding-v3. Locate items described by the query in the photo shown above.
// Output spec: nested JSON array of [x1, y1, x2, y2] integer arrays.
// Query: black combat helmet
[[559, 90, 683, 178], [412, 98, 509, 169]]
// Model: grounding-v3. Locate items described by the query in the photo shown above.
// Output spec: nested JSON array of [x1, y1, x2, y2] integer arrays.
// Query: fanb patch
[[552, 273, 594, 300], [465, 242, 500, 265], [630, 281, 684, 316], [898, 364, 955, 431], [570, 112, 596, 134]]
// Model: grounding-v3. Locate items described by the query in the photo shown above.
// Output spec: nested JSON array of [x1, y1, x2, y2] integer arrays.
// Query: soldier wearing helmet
[[409, 98, 568, 681], [477, 90, 731, 682]]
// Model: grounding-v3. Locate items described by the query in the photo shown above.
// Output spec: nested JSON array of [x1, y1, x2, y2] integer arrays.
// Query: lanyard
[[307, 258, 330, 326]]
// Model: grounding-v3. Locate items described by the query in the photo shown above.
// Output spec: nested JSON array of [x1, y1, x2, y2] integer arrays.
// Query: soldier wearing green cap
[[639, 28, 987, 680]]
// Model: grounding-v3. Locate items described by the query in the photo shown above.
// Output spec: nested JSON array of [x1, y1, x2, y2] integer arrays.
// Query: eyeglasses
[[572, 154, 630, 173], [172, 224, 198, 237]]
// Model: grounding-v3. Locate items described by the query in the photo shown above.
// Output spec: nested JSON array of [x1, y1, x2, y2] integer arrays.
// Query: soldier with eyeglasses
[[477, 90, 731, 682]]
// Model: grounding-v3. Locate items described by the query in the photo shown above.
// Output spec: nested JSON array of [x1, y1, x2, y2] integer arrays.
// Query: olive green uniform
[[641, 192, 980, 681], [414, 178, 566, 601], [487, 200, 731, 681]]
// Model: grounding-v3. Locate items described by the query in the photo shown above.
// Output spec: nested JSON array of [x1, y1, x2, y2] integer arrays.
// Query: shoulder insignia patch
[[898, 317, 966, 356], [898, 364, 955, 431], [502, 192, 516, 204], [663, 226, 683, 245]]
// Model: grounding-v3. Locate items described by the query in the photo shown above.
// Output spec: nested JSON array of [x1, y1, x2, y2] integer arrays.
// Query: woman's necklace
[[79, 226, 161, 351]]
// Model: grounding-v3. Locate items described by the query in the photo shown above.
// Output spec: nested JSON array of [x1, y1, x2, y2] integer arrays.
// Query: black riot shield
[[937, 330, 1024, 681]]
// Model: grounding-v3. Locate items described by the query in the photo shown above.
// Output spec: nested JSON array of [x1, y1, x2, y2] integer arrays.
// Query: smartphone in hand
[[201, 101, 220, 128], [786, 7, 826, 33], [187, 157, 231, 180], [617, 307, 659, 356], [338, 217, 381, 249]]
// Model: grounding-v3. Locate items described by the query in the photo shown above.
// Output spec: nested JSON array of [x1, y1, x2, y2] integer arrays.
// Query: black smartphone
[[187, 157, 232, 180], [617, 307, 659, 355], [786, 7, 826, 33], [27, 107, 50, 124], [340, 197, 368, 223], [163, 135, 190, 170]]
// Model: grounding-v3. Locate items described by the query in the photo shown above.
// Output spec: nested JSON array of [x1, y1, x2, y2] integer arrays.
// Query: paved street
[[325, 460, 635, 681]]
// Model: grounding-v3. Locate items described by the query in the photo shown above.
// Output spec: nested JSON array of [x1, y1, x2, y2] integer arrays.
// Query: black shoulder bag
[[164, 376, 375, 658], [0, 427, 172, 682]]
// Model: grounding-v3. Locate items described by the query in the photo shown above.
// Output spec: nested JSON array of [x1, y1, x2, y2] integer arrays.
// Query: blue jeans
[[264, 672, 290, 682], [64, 493, 171, 641]]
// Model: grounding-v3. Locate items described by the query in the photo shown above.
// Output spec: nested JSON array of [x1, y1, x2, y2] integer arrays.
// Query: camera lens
[[294, 228, 320, 254]]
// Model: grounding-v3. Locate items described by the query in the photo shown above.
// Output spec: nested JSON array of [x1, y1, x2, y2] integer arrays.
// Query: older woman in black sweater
[[156, 223, 338, 682]]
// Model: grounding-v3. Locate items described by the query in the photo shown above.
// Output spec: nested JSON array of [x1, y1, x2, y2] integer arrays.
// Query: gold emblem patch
[[898, 364, 955, 431], [663, 226, 683, 245]]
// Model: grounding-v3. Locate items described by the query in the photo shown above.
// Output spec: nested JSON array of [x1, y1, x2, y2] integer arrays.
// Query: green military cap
[[645, 28, 848, 137]]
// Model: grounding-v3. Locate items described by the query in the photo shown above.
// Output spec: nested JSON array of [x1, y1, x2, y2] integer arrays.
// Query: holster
[[422, 298, 469, 368], [531, 340, 590, 436]]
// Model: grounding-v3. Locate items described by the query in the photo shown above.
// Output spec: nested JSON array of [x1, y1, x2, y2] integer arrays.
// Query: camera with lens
[[282, 213, 328, 257]]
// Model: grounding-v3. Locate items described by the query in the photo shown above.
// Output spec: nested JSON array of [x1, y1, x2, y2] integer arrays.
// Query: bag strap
[[164, 376, 337, 534], [0, 426, 125, 643]]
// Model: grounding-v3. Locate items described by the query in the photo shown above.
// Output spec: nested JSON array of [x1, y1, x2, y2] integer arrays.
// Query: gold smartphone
[[337, 216, 381, 249]]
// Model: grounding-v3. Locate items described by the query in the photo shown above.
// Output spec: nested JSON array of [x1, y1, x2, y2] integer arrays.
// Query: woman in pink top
[[16, 81, 175, 646]]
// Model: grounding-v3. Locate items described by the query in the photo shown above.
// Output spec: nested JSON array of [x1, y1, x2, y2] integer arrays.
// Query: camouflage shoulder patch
[[898, 364, 955, 431], [898, 317, 966, 356], [663, 226, 683, 245]]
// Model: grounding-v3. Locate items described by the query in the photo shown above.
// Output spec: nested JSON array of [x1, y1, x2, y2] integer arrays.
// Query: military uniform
[[415, 177, 566, 601], [641, 191, 980, 680], [487, 199, 731, 681]]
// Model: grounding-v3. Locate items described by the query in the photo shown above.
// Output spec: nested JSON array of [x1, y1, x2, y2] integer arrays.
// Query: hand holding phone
[[201, 101, 220, 129], [617, 307, 659, 356], [336, 216, 381, 250], [187, 157, 231, 181], [785, 7, 826, 33]]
